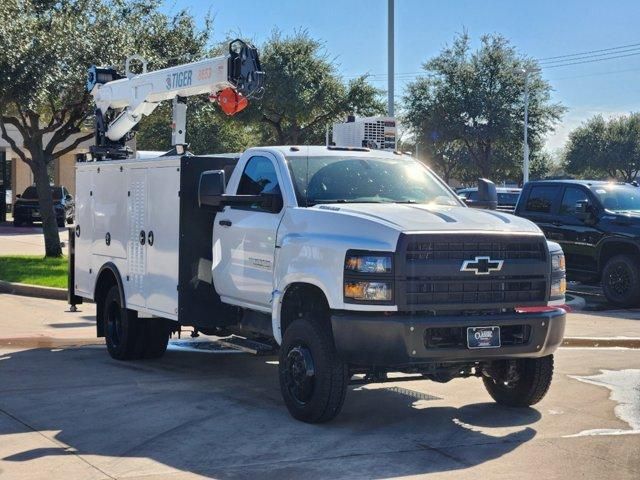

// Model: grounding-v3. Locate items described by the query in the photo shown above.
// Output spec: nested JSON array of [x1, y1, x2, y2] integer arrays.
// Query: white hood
[[314, 203, 542, 234]]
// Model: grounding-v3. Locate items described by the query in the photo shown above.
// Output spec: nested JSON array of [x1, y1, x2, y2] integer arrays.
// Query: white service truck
[[69, 41, 567, 423]]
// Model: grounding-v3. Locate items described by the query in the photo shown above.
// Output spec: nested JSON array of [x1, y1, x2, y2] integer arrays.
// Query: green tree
[[136, 98, 259, 155], [564, 113, 640, 182], [0, 0, 209, 256], [248, 30, 385, 145], [403, 32, 564, 183]]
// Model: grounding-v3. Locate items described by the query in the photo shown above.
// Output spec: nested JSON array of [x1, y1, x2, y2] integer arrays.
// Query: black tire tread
[[279, 318, 348, 423], [601, 254, 640, 308], [483, 355, 554, 407]]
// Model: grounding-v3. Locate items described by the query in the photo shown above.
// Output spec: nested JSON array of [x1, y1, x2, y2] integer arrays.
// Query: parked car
[[458, 187, 521, 212], [515, 180, 640, 307], [13, 185, 74, 227]]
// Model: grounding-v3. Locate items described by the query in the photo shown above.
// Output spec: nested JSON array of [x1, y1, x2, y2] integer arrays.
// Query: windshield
[[287, 156, 460, 207], [589, 184, 640, 212], [21, 186, 63, 200]]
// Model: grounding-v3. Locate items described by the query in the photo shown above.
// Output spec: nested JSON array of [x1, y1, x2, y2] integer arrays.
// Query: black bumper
[[331, 308, 566, 367]]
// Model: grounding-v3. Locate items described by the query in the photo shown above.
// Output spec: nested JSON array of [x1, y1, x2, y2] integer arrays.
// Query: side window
[[525, 186, 560, 214], [236, 156, 282, 212], [560, 187, 589, 216]]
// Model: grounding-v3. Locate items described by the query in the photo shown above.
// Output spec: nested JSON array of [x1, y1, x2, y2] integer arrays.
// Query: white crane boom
[[86, 40, 264, 159]]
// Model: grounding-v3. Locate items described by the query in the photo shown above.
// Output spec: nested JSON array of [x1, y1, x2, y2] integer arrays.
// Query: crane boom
[[86, 39, 264, 159]]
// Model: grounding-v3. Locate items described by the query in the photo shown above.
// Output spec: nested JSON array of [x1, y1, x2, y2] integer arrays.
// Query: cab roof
[[248, 145, 408, 159]]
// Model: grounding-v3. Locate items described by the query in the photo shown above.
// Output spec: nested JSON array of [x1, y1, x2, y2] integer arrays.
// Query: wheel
[[140, 318, 171, 359], [103, 285, 144, 360], [601, 254, 640, 308], [278, 317, 349, 423], [483, 355, 554, 407]]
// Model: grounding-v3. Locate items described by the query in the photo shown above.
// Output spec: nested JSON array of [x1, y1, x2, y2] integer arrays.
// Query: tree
[[0, 0, 210, 256], [403, 32, 564, 183], [247, 30, 385, 145], [136, 98, 259, 155], [564, 113, 640, 182]]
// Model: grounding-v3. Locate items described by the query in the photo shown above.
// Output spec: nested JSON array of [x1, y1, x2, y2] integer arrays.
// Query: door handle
[[218, 219, 232, 227], [148, 230, 154, 246], [139, 230, 146, 245]]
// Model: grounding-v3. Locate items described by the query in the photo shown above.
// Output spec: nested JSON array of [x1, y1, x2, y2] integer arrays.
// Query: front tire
[[279, 318, 349, 423], [483, 355, 554, 407], [601, 254, 640, 308]]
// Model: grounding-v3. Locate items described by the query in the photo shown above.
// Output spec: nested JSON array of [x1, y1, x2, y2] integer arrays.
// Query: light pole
[[516, 66, 540, 184], [388, 0, 394, 117]]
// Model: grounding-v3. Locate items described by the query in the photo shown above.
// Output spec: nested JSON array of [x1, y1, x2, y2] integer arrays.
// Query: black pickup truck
[[515, 180, 640, 307]]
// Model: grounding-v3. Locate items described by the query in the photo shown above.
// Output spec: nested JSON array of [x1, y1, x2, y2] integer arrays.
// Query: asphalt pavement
[[0, 294, 638, 479]]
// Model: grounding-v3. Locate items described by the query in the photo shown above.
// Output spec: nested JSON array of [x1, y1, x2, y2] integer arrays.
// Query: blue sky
[[163, 0, 640, 153]]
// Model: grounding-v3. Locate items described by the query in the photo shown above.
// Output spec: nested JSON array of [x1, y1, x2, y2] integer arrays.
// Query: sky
[[162, 0, 640, 154]]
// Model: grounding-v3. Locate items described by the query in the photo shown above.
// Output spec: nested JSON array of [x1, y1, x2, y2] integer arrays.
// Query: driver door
[[212, 154, 285, 310]]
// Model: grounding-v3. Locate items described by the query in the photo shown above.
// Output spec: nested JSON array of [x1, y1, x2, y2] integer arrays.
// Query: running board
[[216, 335, 275, 355]]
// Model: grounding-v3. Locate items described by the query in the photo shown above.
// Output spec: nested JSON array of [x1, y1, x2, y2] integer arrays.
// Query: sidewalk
[[0, 221, 69, 256]]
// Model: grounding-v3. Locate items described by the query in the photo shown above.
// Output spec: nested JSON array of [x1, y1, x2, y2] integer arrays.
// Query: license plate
[[467, 326, 501, 349]]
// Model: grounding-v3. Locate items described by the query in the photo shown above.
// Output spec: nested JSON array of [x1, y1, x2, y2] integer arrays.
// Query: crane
[[86, 39, 264, 160]]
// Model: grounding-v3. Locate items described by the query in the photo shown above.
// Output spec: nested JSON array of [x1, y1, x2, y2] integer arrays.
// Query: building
[[0, 124, 92, 206]]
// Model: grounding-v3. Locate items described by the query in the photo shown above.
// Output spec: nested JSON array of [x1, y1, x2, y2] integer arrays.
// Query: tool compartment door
[[145, 166, 180, 316], [92, 165, 128, 259], [126, 167, 147, 309], [74, 168, 94, 297]]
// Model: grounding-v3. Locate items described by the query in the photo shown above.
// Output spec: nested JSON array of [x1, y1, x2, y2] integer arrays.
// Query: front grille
[[406, 240, 545, 261], [424, 325, 531, 349], [396, 233, 549, 311], [405, 275, 547, 306]]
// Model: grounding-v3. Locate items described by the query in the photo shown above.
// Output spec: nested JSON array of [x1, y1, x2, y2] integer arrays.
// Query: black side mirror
[[575, 200, 592, 221], [467, 178, 498, 210], [198, 170, 227, 208]]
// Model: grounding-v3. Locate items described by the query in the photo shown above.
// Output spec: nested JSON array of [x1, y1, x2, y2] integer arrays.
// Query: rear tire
[[140, 318, 171, 359], [279, 317, 349, 423], [103, 285, 144, 360], [483, 355, 554, 407], [601, 254, 640, 308]]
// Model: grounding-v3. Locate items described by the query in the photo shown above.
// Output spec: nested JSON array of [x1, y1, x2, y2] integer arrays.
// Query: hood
[[314, 203, 542, 234]]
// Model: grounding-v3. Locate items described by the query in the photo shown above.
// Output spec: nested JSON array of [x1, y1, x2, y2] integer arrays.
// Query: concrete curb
[[0, 279, 67, 301]]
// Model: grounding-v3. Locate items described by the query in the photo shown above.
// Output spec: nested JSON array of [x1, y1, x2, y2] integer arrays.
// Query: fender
[[595, 237, 640, 271], [271, 278, 332, 345]]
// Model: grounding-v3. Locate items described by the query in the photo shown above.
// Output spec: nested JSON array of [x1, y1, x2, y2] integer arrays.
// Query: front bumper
[[331, 308, 566, 367]]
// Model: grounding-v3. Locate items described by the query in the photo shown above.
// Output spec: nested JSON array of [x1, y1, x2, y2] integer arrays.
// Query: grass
[[0, 255, 68, 288]]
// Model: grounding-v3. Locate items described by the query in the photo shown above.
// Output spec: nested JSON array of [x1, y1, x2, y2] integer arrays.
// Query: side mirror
[[16, 194, 21, 199], [468, 178, 498, 210], [575, 200, 592, 221], [198, 170, 227, 208]]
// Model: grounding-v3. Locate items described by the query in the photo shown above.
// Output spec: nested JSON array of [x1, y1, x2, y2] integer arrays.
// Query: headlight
[[345, 254, 392, 273], [550, 251, 566, 301], [344, 281, 392, 301], [551, 252, 566, 272]]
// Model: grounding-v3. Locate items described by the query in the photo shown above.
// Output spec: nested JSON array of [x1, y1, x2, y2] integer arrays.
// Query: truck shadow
[[0, 345, 541, 479]]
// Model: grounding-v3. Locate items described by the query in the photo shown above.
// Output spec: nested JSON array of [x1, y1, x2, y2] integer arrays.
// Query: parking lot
[[0, 293, 638, 480]]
